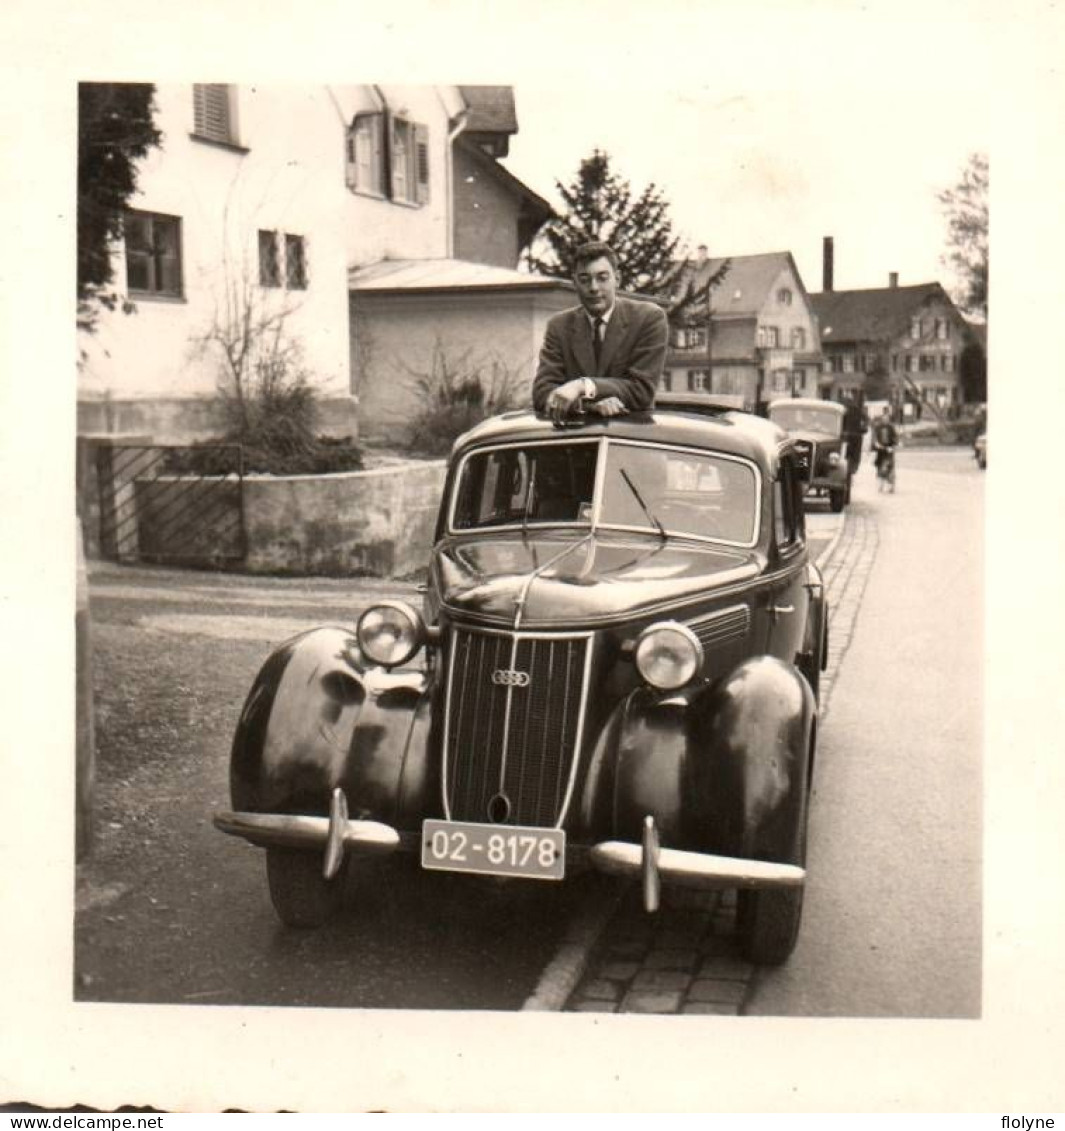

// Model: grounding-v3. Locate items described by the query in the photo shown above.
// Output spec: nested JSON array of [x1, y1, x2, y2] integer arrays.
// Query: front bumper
[[215, 792, 805, 912]]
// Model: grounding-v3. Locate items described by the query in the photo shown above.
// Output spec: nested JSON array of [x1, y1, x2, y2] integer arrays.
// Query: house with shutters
[[665, 250, 824, 410], [810, 275, 973, 414], [77, 83, 555, 445]]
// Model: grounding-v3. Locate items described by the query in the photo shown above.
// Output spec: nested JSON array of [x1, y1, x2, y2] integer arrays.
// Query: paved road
[[747, 447, 983, 1016]]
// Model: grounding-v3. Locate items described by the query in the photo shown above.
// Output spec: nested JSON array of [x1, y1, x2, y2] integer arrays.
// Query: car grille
[[793, 440, 815, 482], [443, 626, 592, 828], [685, 604, 751, 650]]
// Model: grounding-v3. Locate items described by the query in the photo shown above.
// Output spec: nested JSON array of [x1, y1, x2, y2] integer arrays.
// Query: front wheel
[[266, 847, 348, 928], [737, 783, 810, 965]]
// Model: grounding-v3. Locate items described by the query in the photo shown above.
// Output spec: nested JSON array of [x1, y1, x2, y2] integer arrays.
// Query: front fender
[[686, 655, 815, 863], [230, 627, 436, 829], [578, 655, 814, 862]]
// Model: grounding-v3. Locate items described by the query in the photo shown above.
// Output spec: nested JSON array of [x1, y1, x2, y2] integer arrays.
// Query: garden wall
[[241, 460, 447, 578]]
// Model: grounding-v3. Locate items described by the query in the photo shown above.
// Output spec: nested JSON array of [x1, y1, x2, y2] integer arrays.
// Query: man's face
[[574, 256, 617, 316]]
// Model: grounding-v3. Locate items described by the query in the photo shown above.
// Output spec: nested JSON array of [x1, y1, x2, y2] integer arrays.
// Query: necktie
[[593, 317, 604, 366]]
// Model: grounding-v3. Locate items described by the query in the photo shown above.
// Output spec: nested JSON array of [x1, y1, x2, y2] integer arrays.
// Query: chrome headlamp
[[356, 601, 426, 668], [634, 621, 704, 691]]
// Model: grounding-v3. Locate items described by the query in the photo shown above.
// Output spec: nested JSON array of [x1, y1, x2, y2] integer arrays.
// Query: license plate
[[421, 819, 565, 881]]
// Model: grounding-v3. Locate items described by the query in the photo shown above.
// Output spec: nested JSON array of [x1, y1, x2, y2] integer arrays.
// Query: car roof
[[768, 397, 845, 415], [453, 407, 788, 469]]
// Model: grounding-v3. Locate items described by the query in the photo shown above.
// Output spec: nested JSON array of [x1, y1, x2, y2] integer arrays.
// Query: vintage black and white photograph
[[4, 0, 1065, 1115]]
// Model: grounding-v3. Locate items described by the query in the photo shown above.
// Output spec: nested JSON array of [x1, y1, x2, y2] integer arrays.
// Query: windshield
[[769, 404, 843, 436], [451, 439, 760, 547]]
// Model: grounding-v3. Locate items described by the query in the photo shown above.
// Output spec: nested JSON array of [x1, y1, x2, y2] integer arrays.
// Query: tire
[[844, 474, 852, 505], [738, 884, 805, 966], [266, 847, 347, 928], [737, 759, 811, 965], [829, 486, 845, 513]]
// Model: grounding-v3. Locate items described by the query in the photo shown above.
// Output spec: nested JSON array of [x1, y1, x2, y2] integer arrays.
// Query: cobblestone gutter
[[552, 502, 881, 1015]]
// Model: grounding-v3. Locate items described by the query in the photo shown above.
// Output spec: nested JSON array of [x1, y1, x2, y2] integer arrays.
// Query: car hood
[[433, 532, 762, 627]]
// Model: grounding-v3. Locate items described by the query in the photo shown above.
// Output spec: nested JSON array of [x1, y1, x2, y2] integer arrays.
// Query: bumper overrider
[[214, 788, 805, 914]]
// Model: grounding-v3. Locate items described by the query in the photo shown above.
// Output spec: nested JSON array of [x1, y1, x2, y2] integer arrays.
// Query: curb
[[815, 509, 848, 573], [522, 880, 627, 1011]]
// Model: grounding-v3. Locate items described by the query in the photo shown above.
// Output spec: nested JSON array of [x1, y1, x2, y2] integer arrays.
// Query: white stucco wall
[[351, 288, 574, 442], [78, 84, 359, 409]]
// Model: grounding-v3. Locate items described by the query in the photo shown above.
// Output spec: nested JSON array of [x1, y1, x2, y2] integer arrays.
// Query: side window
[[774, 457, 803, 552]]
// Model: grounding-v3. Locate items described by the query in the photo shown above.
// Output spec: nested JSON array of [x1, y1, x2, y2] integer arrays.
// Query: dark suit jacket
[[531, 296, 669, 414]]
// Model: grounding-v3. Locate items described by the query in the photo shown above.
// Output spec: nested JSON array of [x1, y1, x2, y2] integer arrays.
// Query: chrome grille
[[686, 604, 751, 650], [793, 440, 815, 482], [444, 626, 591, 828]]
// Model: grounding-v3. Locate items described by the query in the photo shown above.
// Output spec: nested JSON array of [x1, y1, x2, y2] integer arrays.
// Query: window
[[919, 354, 935, 372], [842, 354, 855, 373], [910, 318, 921, 340], [905, 354, 916, 373], [661, 371, 673, 392], [124, 211, 183, 298], [772, 369, 791, 393], [891, 354, 899, 372], [346, 113, 384, 195], [192, 84, 239, 146], [259, 230, 308, 290], [758, 326, 779, 349], [346, 111, 430, 205], [777, 288, 793, 305], [285, 234, 307, 289], [791, 327, 806, 351], [390, 116, 430, 205], [866, 353, 878, 372], [687, 370, 708, 391], [774, 458, 802, 551]]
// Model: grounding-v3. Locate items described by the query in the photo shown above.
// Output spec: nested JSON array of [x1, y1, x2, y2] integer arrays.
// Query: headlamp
[[356, 601, 426, 668], [634, 621, 704, 691]]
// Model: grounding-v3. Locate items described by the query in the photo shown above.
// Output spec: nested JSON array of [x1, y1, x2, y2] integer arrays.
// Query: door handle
[[770, 603, 795, 617]]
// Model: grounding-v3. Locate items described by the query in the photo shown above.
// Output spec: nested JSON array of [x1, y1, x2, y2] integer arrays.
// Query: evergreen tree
[[937, 153, 988, 320], [78, 83, 162, 324], [525, 149, 682, 294]]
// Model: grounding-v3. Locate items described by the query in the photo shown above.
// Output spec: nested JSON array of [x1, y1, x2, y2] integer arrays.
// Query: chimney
[[889, 272, 898, 288], [822, 237, 834, 292]]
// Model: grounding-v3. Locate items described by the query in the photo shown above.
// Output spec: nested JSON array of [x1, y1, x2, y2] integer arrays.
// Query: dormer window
[[777, 287, 793, 305]]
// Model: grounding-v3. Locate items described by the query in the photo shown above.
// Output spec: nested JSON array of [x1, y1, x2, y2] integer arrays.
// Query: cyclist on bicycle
[[872, 406, 899, 491]]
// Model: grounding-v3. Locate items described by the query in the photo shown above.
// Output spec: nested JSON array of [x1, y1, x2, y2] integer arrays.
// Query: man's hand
[[588, 396, 627, 418], [545, 378, 590, 424]]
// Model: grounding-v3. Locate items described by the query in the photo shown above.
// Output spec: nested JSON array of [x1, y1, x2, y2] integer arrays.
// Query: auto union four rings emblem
[[492, 669, 530, 687]]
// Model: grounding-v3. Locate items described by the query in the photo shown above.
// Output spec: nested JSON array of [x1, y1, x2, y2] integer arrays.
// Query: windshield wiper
[[619, 468, 667, 542], [520, 460, 537, 542]]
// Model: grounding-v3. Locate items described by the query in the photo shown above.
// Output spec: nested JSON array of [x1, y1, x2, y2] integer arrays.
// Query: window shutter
[[415, 122, 430, 204], [193, 84, 232, 143], [385, 111, 398, 200]]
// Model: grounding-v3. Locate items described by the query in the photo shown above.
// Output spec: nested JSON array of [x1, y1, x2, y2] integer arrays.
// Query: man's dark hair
[[572, 241, 618, 273]]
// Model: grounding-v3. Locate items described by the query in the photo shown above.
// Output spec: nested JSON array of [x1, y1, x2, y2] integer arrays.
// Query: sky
[[504, 82, 989, 300]]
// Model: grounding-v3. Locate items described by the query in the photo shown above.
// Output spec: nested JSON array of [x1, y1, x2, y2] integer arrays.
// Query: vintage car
[[214, 399, 829, 964], [767, 398, 851, 512]]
